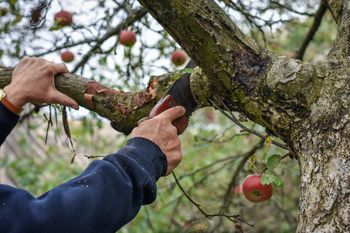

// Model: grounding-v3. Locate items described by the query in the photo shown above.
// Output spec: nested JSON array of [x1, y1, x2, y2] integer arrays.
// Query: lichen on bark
[[0, 0, 349, 231], [0, 67, 198, 134], [138, 0, 349, 232]]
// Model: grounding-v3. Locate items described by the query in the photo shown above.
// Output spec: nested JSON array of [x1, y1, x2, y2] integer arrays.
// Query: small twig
[[294, 1, 328, 60], [43, 105, 53, 145], [84, 155, 105, 159], [71, 7, 147, 73], [164, 160, 233, 210], [269, 0, 315, 16], [172, 172, 254, 227], [281, 152, 293, 160], [177, 155, 239, 181], [62, 106, 78, 163], [194, 127, 249, 145], [209, 99, 289, 150], [18, 104, 47, 124]]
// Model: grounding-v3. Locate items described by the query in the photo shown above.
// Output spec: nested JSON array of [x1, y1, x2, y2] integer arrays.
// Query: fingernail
[[72, 105, 79, 110], [179, 106, 186, 112]]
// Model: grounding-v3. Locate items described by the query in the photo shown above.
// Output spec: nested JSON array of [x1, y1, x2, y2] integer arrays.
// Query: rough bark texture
[[294, 1, 350, 231], [137, 0, 323, 146], [137, 0, 348, 232], [0, 67, 195, 134], [0, 0, 348, 232], [293, 1, 350, 232], [294, 59, 350, 232]]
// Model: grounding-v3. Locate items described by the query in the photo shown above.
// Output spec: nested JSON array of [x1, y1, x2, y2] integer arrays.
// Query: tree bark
[[0, 67, 200, 134], [0, 0, 348, 231], [137, 0, 348, 232], [137, 0, 323, 145], [295, 1, 350, 231], [294, 60, 350, 232]]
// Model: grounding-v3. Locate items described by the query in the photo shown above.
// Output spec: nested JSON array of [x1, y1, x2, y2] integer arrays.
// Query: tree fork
[[137, 0, 324, 145], [137, 0, 349, 232]]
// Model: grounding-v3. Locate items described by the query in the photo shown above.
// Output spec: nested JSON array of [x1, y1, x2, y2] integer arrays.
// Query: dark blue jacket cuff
[[0, 102, 19, 145]]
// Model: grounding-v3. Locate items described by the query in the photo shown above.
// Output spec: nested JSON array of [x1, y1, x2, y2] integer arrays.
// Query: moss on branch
[[138, 0, 325, 143], [0, 67, 202, 134]]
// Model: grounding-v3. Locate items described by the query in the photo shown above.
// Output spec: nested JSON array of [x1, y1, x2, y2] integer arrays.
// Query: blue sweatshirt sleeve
[[0, 102, 20, 145], [0, 137, 168, 233]]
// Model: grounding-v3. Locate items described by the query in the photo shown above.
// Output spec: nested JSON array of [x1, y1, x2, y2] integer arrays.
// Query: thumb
[[49, 90, 79, 110], [157, 106, 186, 122]]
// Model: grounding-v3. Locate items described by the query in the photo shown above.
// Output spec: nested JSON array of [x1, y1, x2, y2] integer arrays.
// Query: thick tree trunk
[[293, 60, 350, 232], [137, 0, 349, 232], [294, 2, 349, 231], [297, 131, 349, 232], [0, 0, 348, 231]]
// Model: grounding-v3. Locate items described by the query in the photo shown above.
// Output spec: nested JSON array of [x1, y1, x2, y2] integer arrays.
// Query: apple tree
[[0, 0, 348, 232]]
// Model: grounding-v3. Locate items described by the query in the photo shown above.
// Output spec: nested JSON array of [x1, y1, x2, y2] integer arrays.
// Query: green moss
[[190, 68, 212, 107], [243, 101, 264, 124]]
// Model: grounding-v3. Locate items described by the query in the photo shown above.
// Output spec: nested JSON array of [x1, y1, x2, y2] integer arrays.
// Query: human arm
[[2, 57, 78, 110], [0, 105, 184, 233], [0, 57, 185, 232], [0, 57, 78, 145], [0, 137, 167, 233]]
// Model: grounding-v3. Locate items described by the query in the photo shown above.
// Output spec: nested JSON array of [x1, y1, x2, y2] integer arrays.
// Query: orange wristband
[[1, 97, 22, 115]]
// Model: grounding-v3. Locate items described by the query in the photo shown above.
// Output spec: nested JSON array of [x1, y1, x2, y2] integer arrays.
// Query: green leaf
[[267, 154, 282, 170], [98, 57, 107, 65], [49, 24, 64, 31], [273, 176, 283, 187], [261, 173, 274, 185], [180, 67, 193, 74], [261, 173, 283, 187]]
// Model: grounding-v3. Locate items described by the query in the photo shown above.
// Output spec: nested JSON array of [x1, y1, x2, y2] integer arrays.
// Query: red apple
[[119, 30, 136, 47], [242, 174, 273, 202], [61, 51, 74, 63], [171, 50, 187, 66], [54, 10, 73, 26]]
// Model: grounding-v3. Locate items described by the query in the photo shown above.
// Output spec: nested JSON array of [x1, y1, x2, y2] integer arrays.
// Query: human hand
[[130, 106, 186, 175], [3, 57, 79, 109]]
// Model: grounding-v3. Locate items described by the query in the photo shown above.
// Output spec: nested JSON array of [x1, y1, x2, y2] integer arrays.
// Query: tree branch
[[138, 0, 324, 144], [294, 1, 328, 60], [3, 0, 328, 145], [328, 0, 350, 58], [172, 172, 254, 228], [326, 0, 343, 24], [71, 7, 148, 73], [0, 67, 192, 134]]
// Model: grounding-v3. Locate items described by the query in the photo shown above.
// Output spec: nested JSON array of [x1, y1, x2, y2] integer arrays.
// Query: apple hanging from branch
[[54, 10, 73, 26], [119, 30, 137, 47], [242, 174, 273, 202], [171, 50, 187, 66], [60, 51, 75, 63]]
